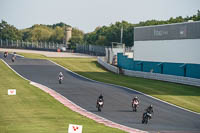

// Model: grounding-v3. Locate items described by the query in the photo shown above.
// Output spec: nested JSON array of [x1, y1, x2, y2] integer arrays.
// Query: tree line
[[0, 10, 200, 47], [84, 10, 200, 47], [0, 21, 84, 46]]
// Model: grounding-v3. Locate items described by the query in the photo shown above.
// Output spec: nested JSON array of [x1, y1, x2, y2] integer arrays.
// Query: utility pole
[[120, 26, 123, 44]]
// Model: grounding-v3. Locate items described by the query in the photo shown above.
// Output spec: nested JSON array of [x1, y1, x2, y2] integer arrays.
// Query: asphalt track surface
[[1, 53, 200, 133]]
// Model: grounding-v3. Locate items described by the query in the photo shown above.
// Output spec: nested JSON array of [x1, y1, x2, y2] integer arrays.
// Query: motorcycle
[[4, 52, 8, 58], [11, 56, 15, 62], [132, 100, 139, 112], [97, 99, 104, 112], [142, 112, 152, 124], [58, 76, 63, 84]]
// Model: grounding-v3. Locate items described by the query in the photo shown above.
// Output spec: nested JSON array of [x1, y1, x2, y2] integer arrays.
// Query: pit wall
[[97, 57, 200, 87], [117, 53, 200, 79]]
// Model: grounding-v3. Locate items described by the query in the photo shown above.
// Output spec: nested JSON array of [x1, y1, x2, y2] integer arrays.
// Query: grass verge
[[0, 60, 126, 133]]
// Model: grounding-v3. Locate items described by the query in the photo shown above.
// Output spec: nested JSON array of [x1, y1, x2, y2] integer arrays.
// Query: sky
[[0, 0, 200, 33]]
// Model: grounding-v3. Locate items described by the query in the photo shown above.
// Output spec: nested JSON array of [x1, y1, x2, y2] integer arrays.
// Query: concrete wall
[[105, 48, 124, 64], [98, 57, 119, 73]]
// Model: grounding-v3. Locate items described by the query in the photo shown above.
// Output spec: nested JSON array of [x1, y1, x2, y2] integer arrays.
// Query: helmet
[[59, 72, 63, 75], [150, 104, 153, 108]]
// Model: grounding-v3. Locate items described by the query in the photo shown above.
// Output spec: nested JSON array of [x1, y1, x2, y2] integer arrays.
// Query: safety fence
[[0, 40, 108, 55], [0, 39, 65, 51], [76, 44, 106, 56], [76, 44, 133, 57]]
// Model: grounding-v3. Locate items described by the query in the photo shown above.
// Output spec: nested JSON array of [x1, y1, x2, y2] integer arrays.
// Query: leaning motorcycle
[[132, 100, 139, 112], [97, 99, 104, 112], [142, 112, 152, 124]]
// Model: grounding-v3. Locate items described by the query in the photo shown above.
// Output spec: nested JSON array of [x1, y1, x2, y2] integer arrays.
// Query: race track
[[1, 53, 200, 133]]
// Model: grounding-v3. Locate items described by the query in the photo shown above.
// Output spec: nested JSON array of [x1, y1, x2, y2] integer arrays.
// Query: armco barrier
[[97, 57, 200, 87]]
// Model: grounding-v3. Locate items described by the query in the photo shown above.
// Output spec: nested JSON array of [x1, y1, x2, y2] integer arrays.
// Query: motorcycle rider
[[13, 52, 17, 57], [11, 54, 16, 62], [97, 94, 104, 107], [4, 51, 8, 58], [132, 96, 139, 106], [58, 72, 64, 79], [143, 104, 154, 119], [58, 72, 64, 84], [146, 104, 154, 113], [99, 94, 103, 101]]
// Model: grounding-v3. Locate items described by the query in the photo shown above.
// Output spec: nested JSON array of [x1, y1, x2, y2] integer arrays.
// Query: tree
[[47, 22, 70, 29], [69, 28, 84, 45], [69, 36, 83, 45], [0, 20, 22, 40], [95, 35, 108, 45], [28, 25, 53, 42], [83, 21, 134, 46], [50, 26, 64, 43]]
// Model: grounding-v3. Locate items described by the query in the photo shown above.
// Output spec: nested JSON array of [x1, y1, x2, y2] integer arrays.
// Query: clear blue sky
[[0, 0, 199, 33]]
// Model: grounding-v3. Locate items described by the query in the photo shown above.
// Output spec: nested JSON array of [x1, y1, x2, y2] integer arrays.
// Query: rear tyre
[[98, 106, 101, 112], [145, 117, 148, 124], [133, 105, 137, 112], [142, 119, 144, 124], [134, 105, 137, 112]]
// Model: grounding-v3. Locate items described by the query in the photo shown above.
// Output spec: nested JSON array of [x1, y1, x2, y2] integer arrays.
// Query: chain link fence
[[0, 39, 132, 57], [0, 39, 64, 51], [76, 44, 106, 56]]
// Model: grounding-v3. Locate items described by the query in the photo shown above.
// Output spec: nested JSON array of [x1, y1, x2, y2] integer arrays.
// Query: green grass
[[19, 53, 47, 59], [18, 53, 200, 112], [0, 60, 126, 133]]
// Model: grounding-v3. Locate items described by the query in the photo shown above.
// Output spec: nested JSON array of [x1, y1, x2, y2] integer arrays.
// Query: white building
[[133, 21, 200, 64]]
